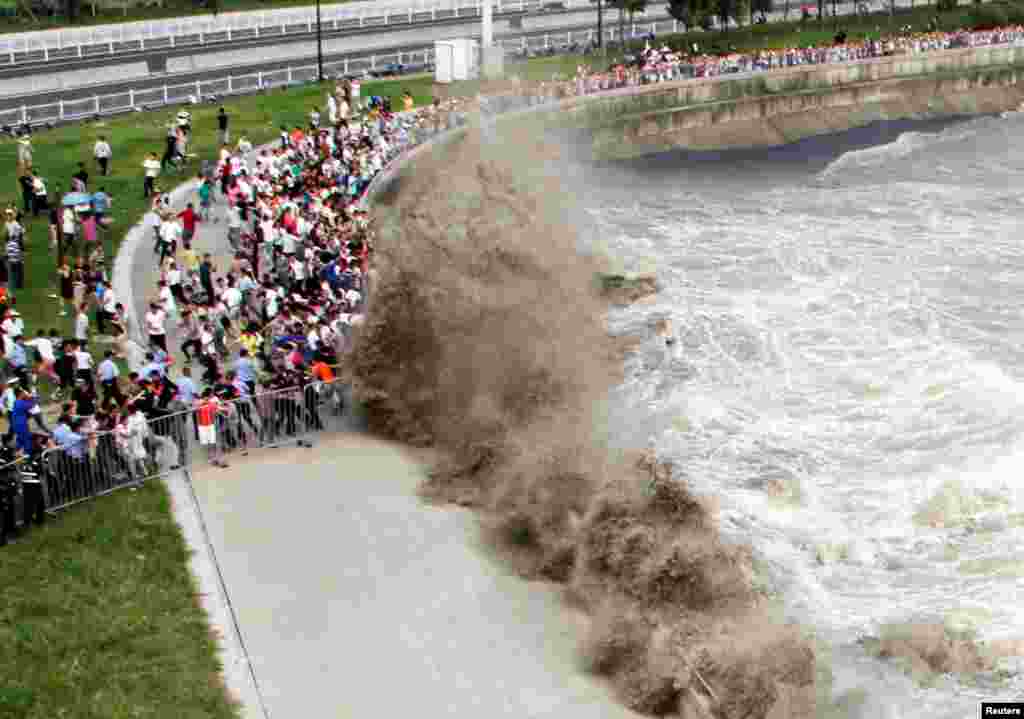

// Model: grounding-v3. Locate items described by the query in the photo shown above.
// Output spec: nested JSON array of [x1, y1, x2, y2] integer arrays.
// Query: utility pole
[[597, 0, 604, 51], [315, 0, 324, 82]]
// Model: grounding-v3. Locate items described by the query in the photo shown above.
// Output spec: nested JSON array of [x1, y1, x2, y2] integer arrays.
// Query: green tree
[[666, 0, 715, 30]]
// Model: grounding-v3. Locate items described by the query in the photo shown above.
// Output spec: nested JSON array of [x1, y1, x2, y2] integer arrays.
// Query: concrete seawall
[[512, 42, 1024, 159]]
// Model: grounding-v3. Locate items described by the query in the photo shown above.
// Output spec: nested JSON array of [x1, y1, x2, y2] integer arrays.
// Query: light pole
[[315, 0, 324, 83]]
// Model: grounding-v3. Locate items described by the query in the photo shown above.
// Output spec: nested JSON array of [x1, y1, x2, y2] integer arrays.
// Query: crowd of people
[[4, 16, 1024, 533], [510, 23, 1024, 100], [3, 80, 467, 512]]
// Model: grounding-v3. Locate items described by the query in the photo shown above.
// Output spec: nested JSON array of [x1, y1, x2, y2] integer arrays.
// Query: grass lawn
[[0, 481, 238, 719], [0, 75, 436, 719]]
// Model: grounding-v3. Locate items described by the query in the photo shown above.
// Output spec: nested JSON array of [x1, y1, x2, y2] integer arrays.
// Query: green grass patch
[[0, 480, 240, 719]]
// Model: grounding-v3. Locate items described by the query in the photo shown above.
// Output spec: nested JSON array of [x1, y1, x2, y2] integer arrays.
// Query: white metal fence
[[0, 19, 697, 124], [0, 0, 939, 66], [0, 0, 593, 63]]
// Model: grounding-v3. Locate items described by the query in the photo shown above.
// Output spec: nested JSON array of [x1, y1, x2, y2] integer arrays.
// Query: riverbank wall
[[515, 42, 1024, 159]]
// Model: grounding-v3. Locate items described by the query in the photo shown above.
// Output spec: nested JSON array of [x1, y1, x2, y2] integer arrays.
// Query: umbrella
[[62, 192, 93, 207]]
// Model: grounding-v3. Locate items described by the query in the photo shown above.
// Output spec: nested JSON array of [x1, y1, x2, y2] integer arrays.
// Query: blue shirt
[[140, 362, 164, 381], [92, 192, 110, 214], [176, 376, 197, 404], [53, 423, 86, 460], [98, 358, 119, 383], [11, 397, 35, 433], [7, 342, 26, 369], [234, 357, 256, 385]]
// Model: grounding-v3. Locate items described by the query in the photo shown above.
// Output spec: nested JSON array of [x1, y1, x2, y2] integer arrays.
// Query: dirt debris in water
[[351, 127, 820, 718]]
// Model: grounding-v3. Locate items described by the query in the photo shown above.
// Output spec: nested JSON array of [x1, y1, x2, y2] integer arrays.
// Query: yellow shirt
[[239, 332, 261, 357], [403, 95, 414, 111], [182, 248, 199, 272]]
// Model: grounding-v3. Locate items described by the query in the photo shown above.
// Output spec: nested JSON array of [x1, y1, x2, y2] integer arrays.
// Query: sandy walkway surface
[[187, 433, 640, 718]]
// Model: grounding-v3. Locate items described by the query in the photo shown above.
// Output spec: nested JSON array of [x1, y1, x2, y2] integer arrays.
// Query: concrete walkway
[[185, 434, 641, 718]]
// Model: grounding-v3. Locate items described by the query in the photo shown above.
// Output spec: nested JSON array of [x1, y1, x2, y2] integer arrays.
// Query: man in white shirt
[[93, 135, 112, 176], [158, 217, 179, 262], [222, 283, 242, 318], [143, 152, 161, 198], [100, 286, 117, 336], [144, 302, 168, 353], [73, 341, 95, 392], [227, 204, 242, 251]]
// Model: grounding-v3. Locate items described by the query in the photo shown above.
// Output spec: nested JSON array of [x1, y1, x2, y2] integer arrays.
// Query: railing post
[[20, 105, 26, 125], [163, 85, 168, 104], [77, 44, 82, 58], [140, 37, 145, 51], [170, 34, 174, 47], [258, 71, 263, 88], [371, 54, 376, 70], [129, 89, 134, 108], [109, 41, 114, 54], [228, 76, 233, 93], [195, 80, 201, 98], [227, 27, 231, 42], [343, 58, 349, 74], [94, 96, 100, 115], [288, 66, 293, 84], [59, 100, 64, 120], [409, 8, 413, 22]]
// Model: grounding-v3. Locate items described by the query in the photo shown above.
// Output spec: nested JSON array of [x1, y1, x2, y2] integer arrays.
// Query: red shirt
[[178, 207, 197, 233], [196, 398, 219, 426]]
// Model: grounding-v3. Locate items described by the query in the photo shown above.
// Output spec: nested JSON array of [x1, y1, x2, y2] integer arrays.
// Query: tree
[[611, 0, 645, 46]]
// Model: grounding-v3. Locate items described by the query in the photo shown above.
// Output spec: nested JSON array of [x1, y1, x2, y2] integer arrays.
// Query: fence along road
[[0, 0, 592, 65], [0, 0, 950, 67], [0, 19, 673, 124]]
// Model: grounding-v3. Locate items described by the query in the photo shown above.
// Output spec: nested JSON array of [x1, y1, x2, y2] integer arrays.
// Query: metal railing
[[0, 19, 682, 125], [0, 377, 348, 536], [0, 0, 592, 64], [0, 0, 944, 67]]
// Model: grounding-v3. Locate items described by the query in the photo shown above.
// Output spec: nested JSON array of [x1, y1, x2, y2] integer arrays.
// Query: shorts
[[198, 423, 216, 446]]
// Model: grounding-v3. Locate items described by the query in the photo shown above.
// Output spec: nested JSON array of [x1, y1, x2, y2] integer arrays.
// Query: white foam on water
[[594, 130, 1024, 715]]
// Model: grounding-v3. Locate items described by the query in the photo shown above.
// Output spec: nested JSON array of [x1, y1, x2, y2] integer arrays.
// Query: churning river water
[[580, 113, 1024, 718]]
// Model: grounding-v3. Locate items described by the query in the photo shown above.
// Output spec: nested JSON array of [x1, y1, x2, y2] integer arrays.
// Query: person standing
[[71, 162, 89, 192], [4, 210, 24, 292], [60, 205, 76, 262], [195, 388, 228, 468], [144, 301, 168, 353], [31, 170, 47, 218], [93, 135, 112, 176], [217, 107, 229, 146], [177, 203, 198, 250], [143, 152, 161, 199], [15, 135, 32, 182], [199, 253, 215, 307], [97, 350, 124, 406], [91, 187, 111, 226]]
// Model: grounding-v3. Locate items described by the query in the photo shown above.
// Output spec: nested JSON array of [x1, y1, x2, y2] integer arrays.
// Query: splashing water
[[585, 114, 1024, 718]]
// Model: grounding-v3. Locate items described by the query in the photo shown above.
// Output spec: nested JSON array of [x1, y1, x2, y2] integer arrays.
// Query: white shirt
[[159, 285, 176, 314], [102, 288, 117, 314], [25, 337, 55, 363], [143, 158, 161, 178], [223, 286, 242, 310], [75, 312, 89, 340], [62, 208, 76, 234], [93, 140, 111, 159], [74, 349, 93, 371], [167, 268, 182, 287], [145, 309, 166, 336], [159, 220, 179, 245]]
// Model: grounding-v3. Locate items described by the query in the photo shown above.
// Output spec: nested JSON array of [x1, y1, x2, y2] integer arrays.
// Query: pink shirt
[[81, 215, 97, 245]]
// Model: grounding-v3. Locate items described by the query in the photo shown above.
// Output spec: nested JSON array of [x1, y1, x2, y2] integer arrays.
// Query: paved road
[[184, 433, 642, 719], [0, 18, 639, 112]]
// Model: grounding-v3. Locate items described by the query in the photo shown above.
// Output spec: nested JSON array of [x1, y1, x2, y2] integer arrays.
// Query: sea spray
[[351, 126, 823, 717]]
